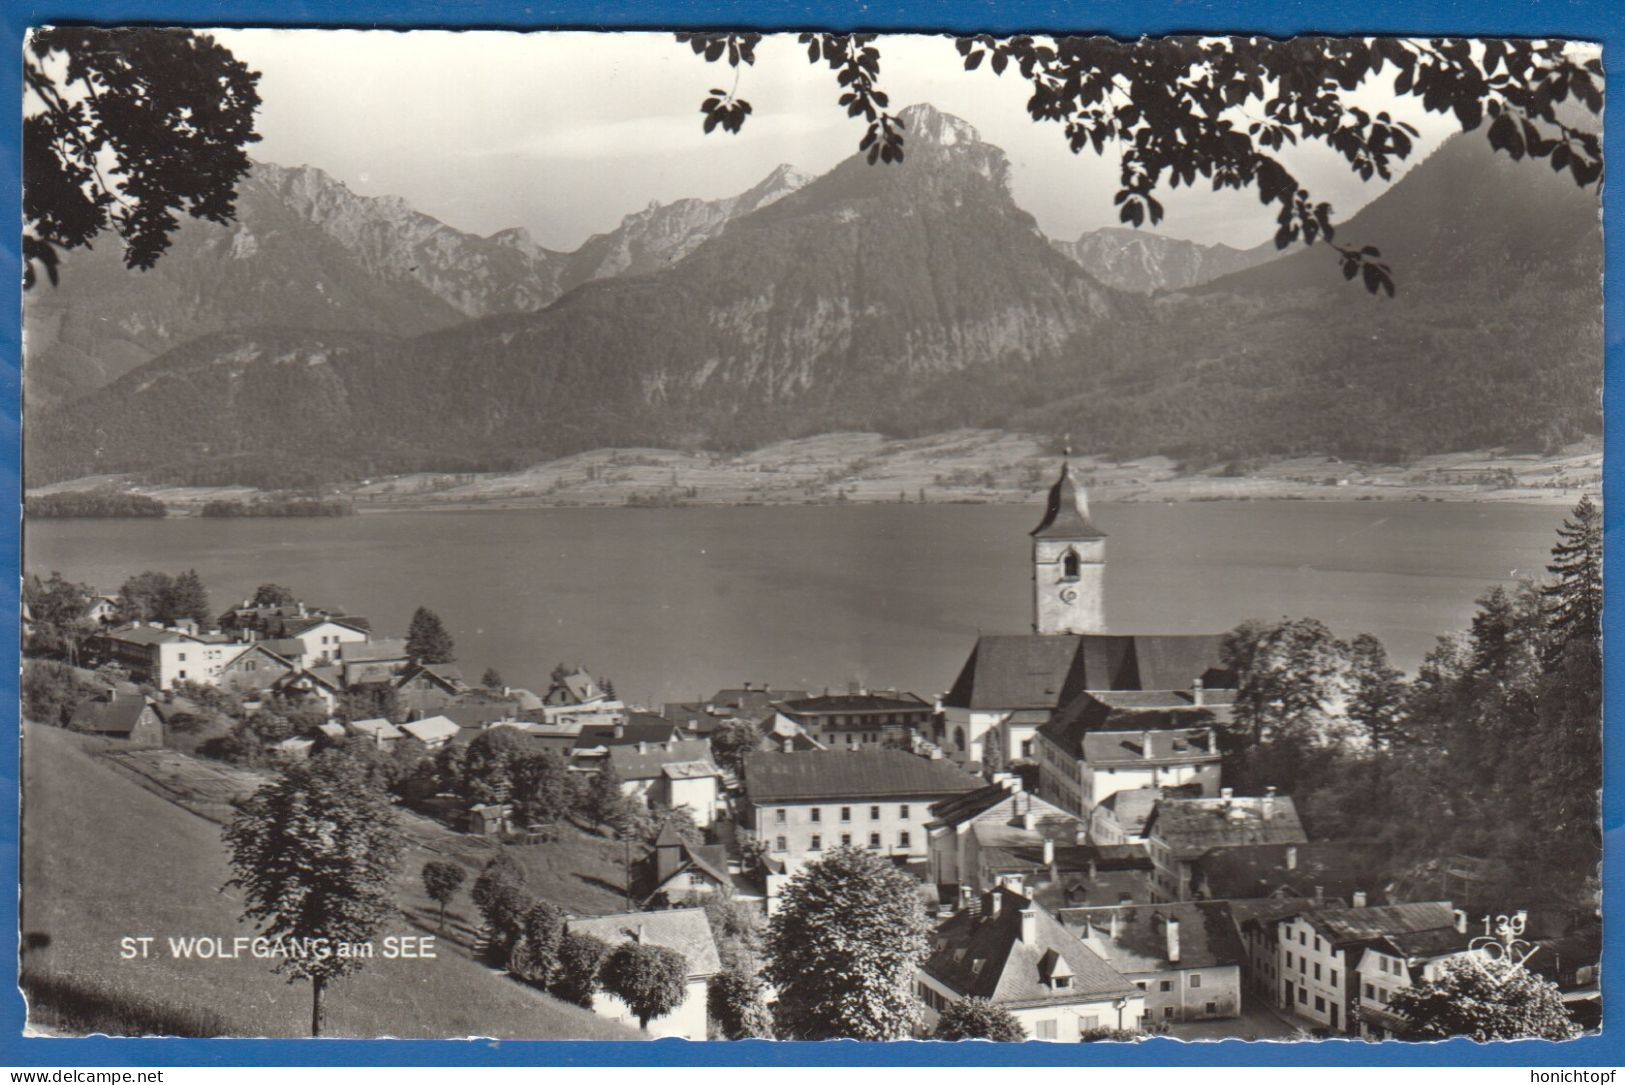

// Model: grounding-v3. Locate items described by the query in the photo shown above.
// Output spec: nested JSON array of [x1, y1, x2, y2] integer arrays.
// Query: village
[[20, 456, 1602, 1042]]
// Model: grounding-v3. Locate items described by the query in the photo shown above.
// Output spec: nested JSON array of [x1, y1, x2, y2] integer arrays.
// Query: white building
[[565, 908, 721, 1040]]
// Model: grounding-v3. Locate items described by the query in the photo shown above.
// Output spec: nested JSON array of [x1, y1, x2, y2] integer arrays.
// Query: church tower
[[1030, 454, 1106, 634]]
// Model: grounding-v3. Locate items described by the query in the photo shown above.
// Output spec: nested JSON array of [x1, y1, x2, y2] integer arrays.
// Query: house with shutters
[[916, 886, 1144, 1040], [1061, 901, 1246, 1028], [742, 749, 982, 876], [939, 457, 1237, 770], [1144, 789, 1306, 901]]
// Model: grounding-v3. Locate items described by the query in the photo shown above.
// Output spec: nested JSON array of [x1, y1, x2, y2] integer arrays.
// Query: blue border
[[1, 0, 1620, 1067]]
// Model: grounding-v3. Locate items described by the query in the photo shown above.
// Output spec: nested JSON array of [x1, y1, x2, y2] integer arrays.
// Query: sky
[[208, 30, 1469, 252]]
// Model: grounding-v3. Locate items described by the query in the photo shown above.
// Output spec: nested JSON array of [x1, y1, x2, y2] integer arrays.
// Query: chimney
[[985, 891, 1002, 918], [1453, 909, 1468, 934], [782, 738, 794, 753], [1353, 890, 1368, 909], [638, 740, 648, 755], [1023, 810, 1036, 832], [743, 681, 752, 692], [1142, 731, 1154, 760], [1286, 845, 1298, 871], [1042, 839, 1055, 866], [1166, 916, 1181, 963], [613, 720, 626, 740], [1313, 885, 1324, 904], [1263, 785, 1276, 821], [1088, 857, 1098, 880], [1192, 677, 1204, 707], [1019, 906, 1037, 945], [1220, 786, 1234, 801], [633, 923, 645, 944], [1109, 911, 1121, 940]]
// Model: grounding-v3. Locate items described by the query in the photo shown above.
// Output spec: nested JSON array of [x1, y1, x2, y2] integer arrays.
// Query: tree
[[599, 941, 689, 1030], [1345, 632, 1407, 748], [460, 726, 529, 805], [405, 606, 455, 664], [676, 33, 1602, 295], [511, 750, 573, 828], [980, 729, 1005, 778], [1386, 956, 1578, 1042], [586, 763, 630, 831], [709, 717, 762, 778], [933, 997, 1026, 1042], [481, 667, 505, 691], [765, 845, 932, 1040], [1542, 494, 1601, 653], [21, 659, 99, 727], [251, 583, 297, 608], [470, 849, 530, 962], [420, 860, 465, 932], [115, 571, 175, 624], [1222, 617, 1351, 748], [550, 931, 612, 1008], [707, 957, 774, 1039], [222, 750, 404, 1036], [23, 28, 261, 287], [23, 572, 93, 662], [510, 901, 568, 985]]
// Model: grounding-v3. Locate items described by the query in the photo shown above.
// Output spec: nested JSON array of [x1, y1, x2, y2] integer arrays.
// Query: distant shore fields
[[20, 431, 1603, 517]]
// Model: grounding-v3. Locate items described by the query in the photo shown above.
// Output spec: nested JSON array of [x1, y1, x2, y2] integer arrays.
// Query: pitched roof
[[928, 783, 1022, 829], [1375, 927, 1477, 960], [282, 616, 370, 637], [1060, 900, 1247, 972], [743, 750, 982, 804], [221, 642, 296, 670], [1192, 841, 1390, 903], [68, 694, 152, 736], [1302, 901, 1460, 949], [1094, 787, 1165, 837], [1225, 896, 1345, 930], [946, 634, 1234, 712], [260, 637, 308, 659], [1081, 727, 1219, 767], [102, 625, 199, 646], [566, 908, 721, 978], [923, 889, 1136, 1007], [605, 740, 717, 781], [398, 663, 465, 690], [347, 717, 404, 741], [779, 692, 931, 715], [574, 719, 679, 750], [400, 715, 460, 744], [340, 639, 408, 662], [632, 837, 732, 902], [709, 687, 805, 714], [1145, 795, 1307, 858], [1030, 462, 1106, 541]]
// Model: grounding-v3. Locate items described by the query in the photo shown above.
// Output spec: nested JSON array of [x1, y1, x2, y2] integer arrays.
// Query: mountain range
[[24, 102, 1602, 488]]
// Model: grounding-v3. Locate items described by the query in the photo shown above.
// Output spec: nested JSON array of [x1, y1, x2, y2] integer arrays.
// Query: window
[[900, 805, 910, 820], [1377, 957, 1388, 974], [869, 833, 881, 849], [1204, 1002, 1217, 1015], [774, 836, 787, 852], [1314, 936, 1322, 952], [1063, 551, 1081, 580], [1330, 969, 1338, 986], [841, 834, 852, 847], [840, 807, 851, 822], [810, 834, 822, 851], [1299, 931, 1307, 945], [1159, 980, 1172, 993], [1299, 956, 1306, 974], [1189, 974, 1202, 988], [177, 670, 187, 680], [870, 805, 881, 820], [1363, 983, 1375, 1000], [1135, 981, 1147, 991], [177, 652, 187, 661], [1314, 996, 1325, 1012], [1035, 1020, 1057, 1040], [1314, 963, 1321, 981], [1298, 988, 1308, 1004], [1163, 1007, 1175, 1019], [1053, 976, 1071, 990], [898, 831, 911, 848], [1285, 951, 1293, 969], [811, 808, 822, 823]]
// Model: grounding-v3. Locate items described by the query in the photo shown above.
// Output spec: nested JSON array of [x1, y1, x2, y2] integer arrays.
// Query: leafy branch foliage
[[24, 28, 260, 287], [679, 34, 1602, 293]]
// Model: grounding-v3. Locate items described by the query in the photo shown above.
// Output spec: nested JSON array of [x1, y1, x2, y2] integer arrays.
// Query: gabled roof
[[1192, 841, 1390, 903], [1030, 462, 1106, 541], [397, 663, 465, 692], [1081, 727, 1219, 767], [709, 687, 806, 714], [945, 634, 1234, 712], [566, 908, 721, 978], [928, 783, 1022, 829], [282, 616, 371, 638], [1373, 927, 1476, 960], [605, 740, 717, 781], [1225, 896, 1345, 931], [69, 694, 153, 735], [340, 639, 408, 662], [1301, 902, 1460, 949], [574, 719, 679, 750], [633, 836, 732, 902], [1093, 787, 1169, 837], [400, 716, 460, 744], [347, 717, 404, 741], [1145, 795, 1307, 859], [221, 642, 296, 670], [101, 625, 200, 647], [743, 750, 982, 804], [923, 888, 1136, 1007], [260, 637, 308, 659], [780, 691, 932, 715], [1060, 900, 1247, 972]]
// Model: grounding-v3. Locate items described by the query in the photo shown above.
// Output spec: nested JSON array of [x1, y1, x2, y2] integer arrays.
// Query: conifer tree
[[405, 606, 455, 664]]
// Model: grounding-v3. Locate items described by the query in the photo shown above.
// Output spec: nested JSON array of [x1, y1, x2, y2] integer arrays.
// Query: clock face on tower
[[1059, 588, 1078, 604]]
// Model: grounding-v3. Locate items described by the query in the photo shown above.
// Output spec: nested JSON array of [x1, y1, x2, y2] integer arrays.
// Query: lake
[[23, 501, 1566, 707]]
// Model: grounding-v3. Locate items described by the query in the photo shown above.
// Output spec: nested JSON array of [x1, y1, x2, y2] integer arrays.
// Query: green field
[[20, 723, 637, 1039]]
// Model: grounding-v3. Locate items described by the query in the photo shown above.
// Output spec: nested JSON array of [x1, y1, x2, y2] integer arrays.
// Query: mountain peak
[[897, 102, 980, 147]]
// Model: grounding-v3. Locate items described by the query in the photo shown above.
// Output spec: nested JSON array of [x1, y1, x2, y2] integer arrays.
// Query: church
[[940, 455, 1237, 772]]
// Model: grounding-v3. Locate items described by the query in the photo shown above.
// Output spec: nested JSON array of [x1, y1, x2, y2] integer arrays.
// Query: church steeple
[[1030, 450, 1106, 634]]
